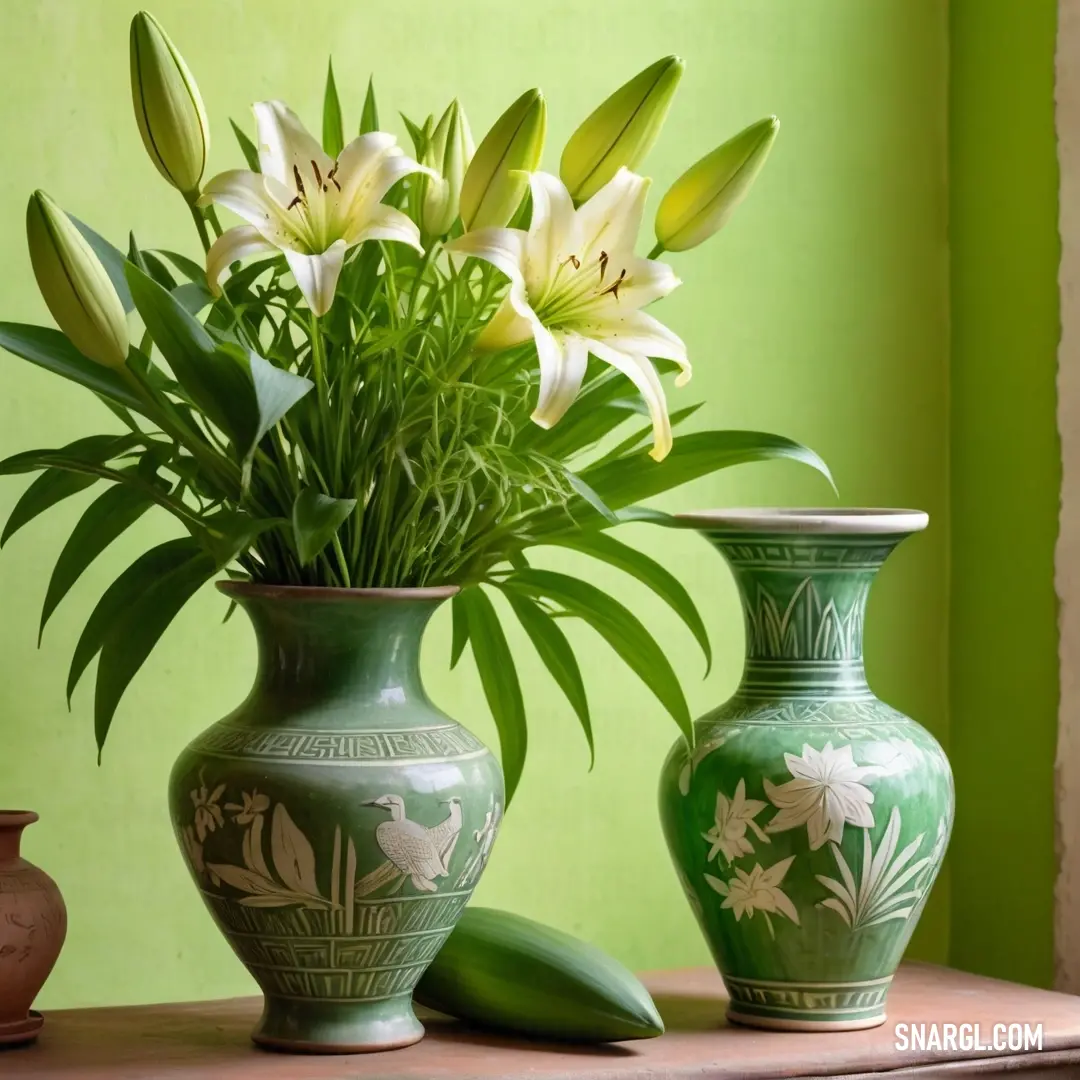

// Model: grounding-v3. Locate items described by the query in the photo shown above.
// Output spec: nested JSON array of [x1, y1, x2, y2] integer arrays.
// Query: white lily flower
[[447, 168, 690, 461], [199, 101, 429, 315]]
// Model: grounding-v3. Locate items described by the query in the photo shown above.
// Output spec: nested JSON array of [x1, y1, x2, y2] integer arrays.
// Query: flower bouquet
[[0, 12, 831, 1050]]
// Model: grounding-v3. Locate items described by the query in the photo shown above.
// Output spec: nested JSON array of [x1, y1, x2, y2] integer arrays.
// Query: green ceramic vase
[[168, 584, 503, 1053], [659, 509, 953, 1031]]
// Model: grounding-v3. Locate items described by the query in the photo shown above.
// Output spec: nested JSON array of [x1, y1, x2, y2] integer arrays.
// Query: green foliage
[[0, 53, 833, 786]]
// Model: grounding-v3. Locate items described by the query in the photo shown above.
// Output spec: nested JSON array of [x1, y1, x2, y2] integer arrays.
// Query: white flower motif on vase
[[704, 856, 799, 939], [702, 777, 770, 863], [764, 741, 877, 851]]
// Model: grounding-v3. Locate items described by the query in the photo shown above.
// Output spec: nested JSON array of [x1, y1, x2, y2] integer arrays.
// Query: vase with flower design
[[168, 583, 503, 1053], [659, 509, 952, 1032]]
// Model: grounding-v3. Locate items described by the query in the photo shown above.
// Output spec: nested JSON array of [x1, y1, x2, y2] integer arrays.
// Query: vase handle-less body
[[659, 509, 953, 1031], [169, 584, 503, 1053]]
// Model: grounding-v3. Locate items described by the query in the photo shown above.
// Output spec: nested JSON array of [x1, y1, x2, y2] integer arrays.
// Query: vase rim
[[217, 581, 460, 602], [0, 810, 39, 829], [675, 507, 929, 535]]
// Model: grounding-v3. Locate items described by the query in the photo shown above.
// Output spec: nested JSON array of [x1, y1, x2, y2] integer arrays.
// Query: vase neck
[[232, 589, 451, 714], [707, 530, 909, 701], [0, 812, 36, 862]]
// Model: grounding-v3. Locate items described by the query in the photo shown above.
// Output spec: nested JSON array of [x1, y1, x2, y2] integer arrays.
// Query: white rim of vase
[[674, 508, 929, 534]]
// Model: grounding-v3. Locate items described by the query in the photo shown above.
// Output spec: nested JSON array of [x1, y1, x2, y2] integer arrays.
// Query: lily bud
[[421, 100, 475, 237], [561, 55, 683, 204], [460, 89, 546, 231], [129, 11, 210, 197], [26, 192, 129, 369], [654, 116, 779, 253]]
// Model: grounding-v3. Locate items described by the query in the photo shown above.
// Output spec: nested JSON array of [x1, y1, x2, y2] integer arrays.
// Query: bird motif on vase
[[363, 794, 463, 894]]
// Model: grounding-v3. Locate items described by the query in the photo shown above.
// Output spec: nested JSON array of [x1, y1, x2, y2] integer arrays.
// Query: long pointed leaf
[[230, 119, 261, 172], [450, 592, 470, 669], [360, 77, 379, 135], [125, 263, 254, 444], [40, 483, 154, 638], [0, 434, 142, 478], [67, 537, 200, 703], [502, 588, 593, 767], [580, 430, 835, 510], [94, 544, 215, 752], [507, 568, 692, 745], [0, 324, 142, 409], [546, 532, 711, 673], [156, 249, 207, 285], [459, 586, 526, 803], [322, 59, 344, 157], [2, 469, 97, 547]]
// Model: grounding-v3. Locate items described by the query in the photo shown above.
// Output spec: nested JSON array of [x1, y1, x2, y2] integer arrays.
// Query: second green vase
[[660, 509, 952, 1031]]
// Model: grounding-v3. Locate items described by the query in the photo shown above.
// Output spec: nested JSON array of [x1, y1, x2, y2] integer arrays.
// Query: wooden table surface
[[5, 962, 1080, 1079]]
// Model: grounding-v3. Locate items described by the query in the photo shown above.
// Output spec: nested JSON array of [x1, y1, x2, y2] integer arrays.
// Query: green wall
[[0, 1, 951, 1008], [948, 0, 1061, 987]]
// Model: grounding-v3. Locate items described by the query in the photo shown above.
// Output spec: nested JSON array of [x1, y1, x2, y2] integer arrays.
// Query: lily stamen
[[292, 164, 306, 198], [599, 267, 627, 299], [311, 159, 323, 189], [598, 250, 609, 282]]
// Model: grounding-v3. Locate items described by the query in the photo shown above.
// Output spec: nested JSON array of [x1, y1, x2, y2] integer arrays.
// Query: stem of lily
[[647, 240, 665, 260], [204, 205, 224, 239], [310, 312, 328, 403], [187, 197, 212, 255], [331, 534, 353, 588]]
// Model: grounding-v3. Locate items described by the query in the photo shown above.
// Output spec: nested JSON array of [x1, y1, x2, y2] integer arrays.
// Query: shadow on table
[[423, 1015, 641, 1057]]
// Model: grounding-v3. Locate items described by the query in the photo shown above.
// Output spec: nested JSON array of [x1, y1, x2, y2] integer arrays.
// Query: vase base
[[727, 1008, 886, 1032], [0, 1010, 44, 1047], [251, 994, 424, 1054]]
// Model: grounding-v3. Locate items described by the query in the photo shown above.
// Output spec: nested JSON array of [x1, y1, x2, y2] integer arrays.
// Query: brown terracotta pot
[[0, 811, 66, 1046]]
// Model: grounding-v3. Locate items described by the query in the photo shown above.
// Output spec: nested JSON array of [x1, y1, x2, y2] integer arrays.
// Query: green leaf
[[94, 542, 216, 753], [142, 251, 177, 290], [516, 370, 633, 455], [360, 76, 379, 135], [450, 592, 470, 669], [546, 532, 711, 673], [459, 586, 527, 803], [193, 508, 280, 567], [322, 59, 345, 158], [509, 568, 692, 745], [291, 488, 356, 565], [0, 434, 142, 477], [401, 112, 430, 158], [40, 482, 153, 638], [172, 282, 213, 316], [155, 249, 207, 285], [71, 216, 134, 312], [67, 537, 201, 704], [502, 588, 593, 767], [562, 469, 617, 525], [247, 351, 313, 449], [125, 263, 254, 443], [580, 430, 835, 510], [590, 402, 703, 470], [0, 323, 142, 409], [1, 468, 97, 547], [230, 118, 262, 172]]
